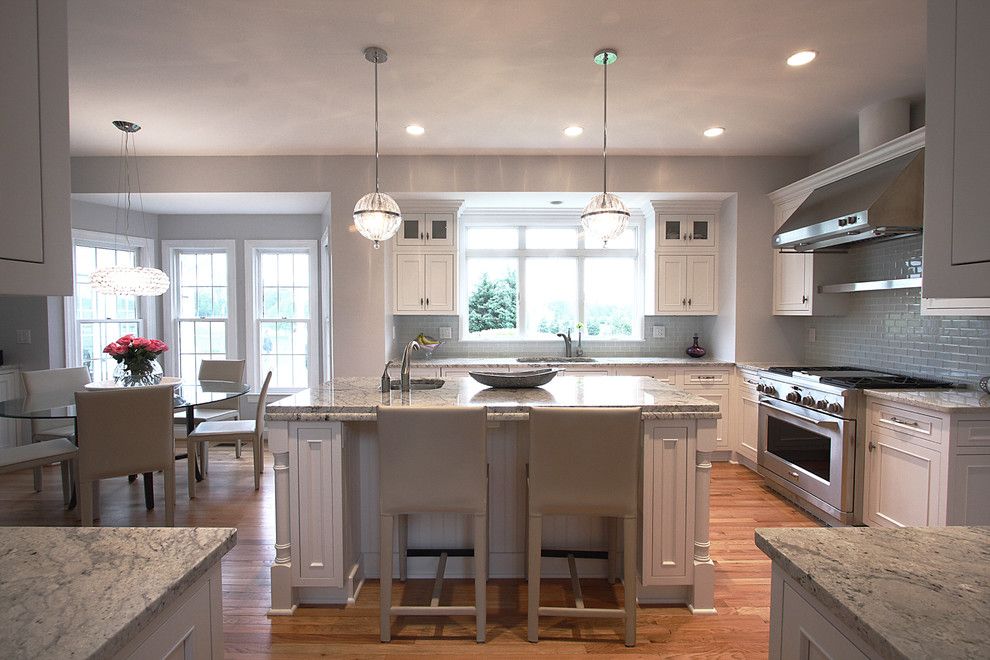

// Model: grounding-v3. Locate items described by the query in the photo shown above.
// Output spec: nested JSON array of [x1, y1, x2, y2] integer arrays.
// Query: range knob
[[801, 395, 816, 406], [827, 402, 843, 414], [763, 385, 777, 397], [786, 391, 802, 403], [756, 383, 766, 393], [816, 399, 829, 410]]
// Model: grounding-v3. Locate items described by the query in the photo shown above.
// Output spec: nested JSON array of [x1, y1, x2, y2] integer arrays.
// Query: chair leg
[[608, 517, 618, 585], [201, 441, 209, 475], [379, 514, 394, 642], [252, 438, 260, 491], [235, 438, 242, 459], [187, 440, 197, 499], [79, 479, 94, 526], [623, 516, 637, 647], [474, 512, 487, 643], [33, 466, 42, 493], [527, 514, 542, 643], [60, 460, 71, 506], [397, 514, 408, 582], [164, 466, 176, 527]]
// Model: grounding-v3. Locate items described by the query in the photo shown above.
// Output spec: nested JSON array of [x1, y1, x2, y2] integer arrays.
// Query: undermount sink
[[383, 378, 445, 391], [516, 356, 597, 363]]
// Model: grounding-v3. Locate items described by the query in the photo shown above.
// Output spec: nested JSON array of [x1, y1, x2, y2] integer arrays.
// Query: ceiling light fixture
[[786, 50, 817, 67], [353, 46, 402, 249], [89, 120, 170, 297], [405, 124, 425, 136], [703, 126, 725, 138], [564, 125, 584, 137], [580, 48, 629, 247]]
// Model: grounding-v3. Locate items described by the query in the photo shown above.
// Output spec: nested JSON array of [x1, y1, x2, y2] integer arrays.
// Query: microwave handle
[[759, 397, 841, 428]]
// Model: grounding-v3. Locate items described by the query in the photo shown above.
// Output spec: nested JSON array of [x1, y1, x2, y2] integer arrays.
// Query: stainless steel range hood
[[773, 148, 924, 252]]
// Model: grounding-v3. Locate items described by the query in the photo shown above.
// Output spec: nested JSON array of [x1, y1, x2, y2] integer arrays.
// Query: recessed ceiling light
[[405, 124, 425, 136], [563, 125, 584, 137], [703, 126, 725, 138], [786, 50, 817, 67]]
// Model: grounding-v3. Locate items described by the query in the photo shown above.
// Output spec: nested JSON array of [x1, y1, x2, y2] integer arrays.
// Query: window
[[162, 241, 237, 384], [246, 241, 319, 391], [66, 230, 155, 382], [461, 217, 642, 340]]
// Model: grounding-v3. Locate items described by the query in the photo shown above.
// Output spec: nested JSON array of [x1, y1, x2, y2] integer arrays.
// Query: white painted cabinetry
[[395, 212, 456, 249], [391, 202, 461, 315], [642, 425, 689, 582], [652, 201, 721, 316], [0, 368, 22, 449], [678, 367, 731, 455], [0, 0, 72, 296], [864, 397, 990, 527], [731, 366, 760, 465]]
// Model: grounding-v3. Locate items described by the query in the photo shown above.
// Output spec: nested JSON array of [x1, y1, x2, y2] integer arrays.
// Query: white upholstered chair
[[185, 371, 271, 498], [175, 359, 247, 469], [21, 366, 90, 500], [74, 384, 177, 526], [376, 406, 489, 643], [527, 407, 641, 647]]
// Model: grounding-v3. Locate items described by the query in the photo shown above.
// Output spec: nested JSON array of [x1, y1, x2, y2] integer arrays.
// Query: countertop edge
[[266, 409, 722, 423], [91, 527, 238, 659], [406, 357, 736, 367], [864, 388, 990, 413]]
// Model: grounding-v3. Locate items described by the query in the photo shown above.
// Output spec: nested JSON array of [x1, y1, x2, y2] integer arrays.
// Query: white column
[[268, 422, 296, 614], [690, 418, 716, 614]]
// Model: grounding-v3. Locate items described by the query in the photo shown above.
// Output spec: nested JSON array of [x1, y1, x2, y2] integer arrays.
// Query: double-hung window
[[246, 241, 318, 391], [462, 215, 642, 340], [162, 241, 237, 384], [67, 230, 154, 381]]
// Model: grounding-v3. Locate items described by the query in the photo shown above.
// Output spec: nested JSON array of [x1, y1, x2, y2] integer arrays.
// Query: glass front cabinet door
[[657, 214, 716, 249], [394, 213, 456, 248]]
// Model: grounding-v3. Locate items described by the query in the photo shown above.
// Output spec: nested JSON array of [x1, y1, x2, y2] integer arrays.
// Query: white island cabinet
[[265, 376, 720, 613]]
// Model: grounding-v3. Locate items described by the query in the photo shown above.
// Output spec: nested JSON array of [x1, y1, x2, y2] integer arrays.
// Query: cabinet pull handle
[[426, 233, 430, 240], [802, 295, 808, 303], [426, 298, 430, 306], [682, 233, 687, 240], [788, 471, 800, 480], [420, 232, 424, 240], [688, 298, 692, 306], [883, 416, 918, 427], [868, 441, 877, 451], [682, 298, 687, 305], [420, 298, 424, 306], [745, 379, 758, 385]]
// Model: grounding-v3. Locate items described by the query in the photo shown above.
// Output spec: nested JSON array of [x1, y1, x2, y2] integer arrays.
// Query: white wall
[[71, 154, 810, 376]]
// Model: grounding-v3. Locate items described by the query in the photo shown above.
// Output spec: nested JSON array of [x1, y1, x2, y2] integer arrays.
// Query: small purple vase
[[686, 334, 706, 358]]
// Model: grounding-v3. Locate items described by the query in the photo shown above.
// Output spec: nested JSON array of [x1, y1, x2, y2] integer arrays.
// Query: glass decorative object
[[89, 264, 170, 296], [686, 334, 707, 358], [104, 334, 169, 386], [581, 192, 631, 246], [113, 358, 164, 387], [354, 192, 402, 249]]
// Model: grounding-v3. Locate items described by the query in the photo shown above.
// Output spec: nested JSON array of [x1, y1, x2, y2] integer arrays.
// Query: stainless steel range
[[755, 366, 950, 525]]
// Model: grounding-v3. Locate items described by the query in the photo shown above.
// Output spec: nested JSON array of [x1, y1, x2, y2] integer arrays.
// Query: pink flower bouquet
[[103, 334, 168, 383]]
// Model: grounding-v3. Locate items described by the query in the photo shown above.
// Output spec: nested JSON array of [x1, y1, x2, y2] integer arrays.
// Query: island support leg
[[269, 441, 296, 615], [689, 418, 716, 614]]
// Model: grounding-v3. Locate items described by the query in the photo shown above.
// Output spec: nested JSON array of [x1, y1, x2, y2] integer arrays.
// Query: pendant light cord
[[602, 52, 608, 194], [374, 54, 380, 194]]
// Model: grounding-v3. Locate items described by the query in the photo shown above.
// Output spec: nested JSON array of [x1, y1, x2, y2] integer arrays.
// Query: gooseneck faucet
[[400, 340, 422, 391], [556, 330, 572, 358]]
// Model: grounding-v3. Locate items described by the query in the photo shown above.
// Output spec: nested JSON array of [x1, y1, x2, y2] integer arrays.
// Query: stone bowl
[[469, 369, 562, 389]]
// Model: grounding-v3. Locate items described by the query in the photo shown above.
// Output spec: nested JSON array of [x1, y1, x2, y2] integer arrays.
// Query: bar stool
[[377, 406, 488, 643], [527, 406, 642, 647]]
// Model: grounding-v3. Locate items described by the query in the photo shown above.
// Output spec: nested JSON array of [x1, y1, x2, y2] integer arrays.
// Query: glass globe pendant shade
[[90, 265, 171, 296], [353, 192, 402, 249], [581, 192, 630, 246]]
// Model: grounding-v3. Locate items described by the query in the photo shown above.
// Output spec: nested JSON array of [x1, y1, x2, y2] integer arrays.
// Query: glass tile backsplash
[[804, 236, 990, 385]]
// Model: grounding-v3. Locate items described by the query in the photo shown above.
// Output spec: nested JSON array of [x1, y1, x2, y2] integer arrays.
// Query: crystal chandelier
[[90, 120, 170, 296], [581, 49, 630, 247], [353, 47, 402, 249]]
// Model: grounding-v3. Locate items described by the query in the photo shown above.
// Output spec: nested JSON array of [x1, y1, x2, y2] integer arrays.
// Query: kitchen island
[[265, 375, 720, 614]]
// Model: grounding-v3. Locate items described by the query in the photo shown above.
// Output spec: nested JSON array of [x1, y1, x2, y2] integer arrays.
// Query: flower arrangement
[[103, 334, 168, 385]]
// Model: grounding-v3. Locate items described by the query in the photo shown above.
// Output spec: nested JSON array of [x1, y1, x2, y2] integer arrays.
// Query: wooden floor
[[0, 447, 819, 658]]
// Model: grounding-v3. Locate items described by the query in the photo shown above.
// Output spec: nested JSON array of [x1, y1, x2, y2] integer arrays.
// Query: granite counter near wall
[[805, 236, 990, 386], [392, 315, 719, 359]]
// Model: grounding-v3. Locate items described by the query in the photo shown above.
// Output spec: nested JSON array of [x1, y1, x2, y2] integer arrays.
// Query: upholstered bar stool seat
[[527, 406, 642, 647], [377, 406, 488, 643]]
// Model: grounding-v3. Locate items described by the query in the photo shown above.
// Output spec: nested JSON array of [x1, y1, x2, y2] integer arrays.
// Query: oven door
[[757, 396, 856, 519]]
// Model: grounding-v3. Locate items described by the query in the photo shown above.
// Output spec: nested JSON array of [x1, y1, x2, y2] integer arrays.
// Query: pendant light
[[353, 46, 402, 249], [581, 49, 629, 247], [89, 121, 171, 296]]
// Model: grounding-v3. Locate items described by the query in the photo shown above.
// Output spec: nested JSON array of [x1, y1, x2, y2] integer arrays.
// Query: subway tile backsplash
[[391, 315, 716, 360], [804, 236, 990, 386]]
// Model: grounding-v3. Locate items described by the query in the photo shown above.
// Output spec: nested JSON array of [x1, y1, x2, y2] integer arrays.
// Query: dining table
[[0, 379, 251, 510]]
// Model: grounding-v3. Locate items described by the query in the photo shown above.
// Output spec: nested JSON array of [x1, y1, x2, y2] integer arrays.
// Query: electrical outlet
[[16, 329, 31, 344], [652, 325, 666, 339], [808, 327, 817, 342], [438, 326, 452, 340]]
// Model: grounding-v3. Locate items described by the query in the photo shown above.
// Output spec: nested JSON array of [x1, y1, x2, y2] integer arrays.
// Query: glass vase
[[113, 359, 164, 386]]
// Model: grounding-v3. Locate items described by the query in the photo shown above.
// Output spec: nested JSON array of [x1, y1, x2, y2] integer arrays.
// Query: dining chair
[[527, 407, 641, 647], [21, 366, 91, 499], [175, 359, 247, 471], [74, 384, 176, 526], [0, 438, 78, 509], [185, 371, 271, 498], [377, 406, 489, 643]]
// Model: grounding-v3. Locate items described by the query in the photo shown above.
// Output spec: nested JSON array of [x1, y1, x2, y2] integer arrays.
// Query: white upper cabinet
[[0, 0, 71, 295], [651, 201, 721, 316], [657, 214, 717, 250], [656, 256, 688, 313], [655, 254, 717, 315], [395, 212, 456, 249], [424, 253, 455, 312], [393, 253, 426, 312], [390, 201, 461, 315], [922, 0, 990, 305]]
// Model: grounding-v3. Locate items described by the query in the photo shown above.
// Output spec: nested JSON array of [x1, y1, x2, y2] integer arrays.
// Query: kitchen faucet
[[556, 330, 572, 358], [400, 340, 422, 391]]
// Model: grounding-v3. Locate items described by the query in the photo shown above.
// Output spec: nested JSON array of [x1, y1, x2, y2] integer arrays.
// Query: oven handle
[[759, 396, 842, 428]]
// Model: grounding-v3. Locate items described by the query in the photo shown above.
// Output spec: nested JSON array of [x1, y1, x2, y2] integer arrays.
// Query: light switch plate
[[808, 327, 816, 342], [16, 329, 31, 344], [652, 325, 666, 338], [438, 326, 452, 339]]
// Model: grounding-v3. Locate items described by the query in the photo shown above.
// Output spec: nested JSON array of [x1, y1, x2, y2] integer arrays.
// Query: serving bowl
[[469, 369, 562, 389]]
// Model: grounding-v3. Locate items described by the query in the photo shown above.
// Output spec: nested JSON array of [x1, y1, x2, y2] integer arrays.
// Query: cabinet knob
[[426, 298, 430, 306], [868, 441, 877, 452], [802, 295, 808, 303], [420, 232, 424, 240], [687, 298, 692, 305], [420, 298, 424, 306], [426, 233, 430, 240], [682, 298, 687, 305]]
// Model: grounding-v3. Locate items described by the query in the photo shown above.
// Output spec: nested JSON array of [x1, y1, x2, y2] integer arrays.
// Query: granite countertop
[[0, 526, 236, 659], [865, 388, 990, 413], [408, 356, 735, 368], [756, 526, 990, 660], [266, 375, 721, 422]]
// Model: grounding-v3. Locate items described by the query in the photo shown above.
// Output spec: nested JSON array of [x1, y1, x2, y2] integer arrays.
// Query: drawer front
[[736, 368, 760, 397], [612, 366, 675, 384], [870, 403, 943, 443], [682, 370, 730, 386], [956, 420, 990, 449]]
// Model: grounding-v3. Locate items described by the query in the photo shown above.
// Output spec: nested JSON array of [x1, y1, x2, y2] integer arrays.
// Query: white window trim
[[160, 240, 238, 379], [244, 239, 320, 393], [64, 229, 159, 371], [458, 210, 645, 342]]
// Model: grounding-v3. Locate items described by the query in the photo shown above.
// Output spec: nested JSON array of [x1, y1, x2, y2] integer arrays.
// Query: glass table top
[[0, 380, 251, 420]]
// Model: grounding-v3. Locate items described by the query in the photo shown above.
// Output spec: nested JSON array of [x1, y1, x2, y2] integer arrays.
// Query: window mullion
[[577, 256, 585, 328]]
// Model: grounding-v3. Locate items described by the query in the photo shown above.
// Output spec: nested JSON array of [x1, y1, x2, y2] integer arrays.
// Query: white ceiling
[[72, 192, 330, 215], [68, 0, 926, 158]]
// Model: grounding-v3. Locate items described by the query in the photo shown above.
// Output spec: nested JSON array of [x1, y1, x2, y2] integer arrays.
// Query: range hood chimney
[[773, 98, 922, 252]]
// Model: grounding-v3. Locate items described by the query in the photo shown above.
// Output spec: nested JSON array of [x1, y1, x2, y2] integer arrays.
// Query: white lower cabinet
[[290, 425, 343, 585], [864, 428, 941, 528], [679, 368, 731, 454], [730, 367, 760, 464], [641, 425, 690, 584]]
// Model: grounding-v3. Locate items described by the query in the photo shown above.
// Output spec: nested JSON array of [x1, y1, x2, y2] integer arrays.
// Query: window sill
[[457, 336, 645, 343]]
